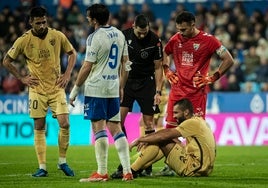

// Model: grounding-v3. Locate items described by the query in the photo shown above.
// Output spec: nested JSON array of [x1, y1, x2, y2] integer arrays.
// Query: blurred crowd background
[[0, 0, 268, 95]]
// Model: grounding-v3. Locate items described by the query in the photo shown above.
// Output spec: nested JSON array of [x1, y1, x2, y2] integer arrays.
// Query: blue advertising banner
[[0, 114, 91, 145], [206, 92, 268, 114]]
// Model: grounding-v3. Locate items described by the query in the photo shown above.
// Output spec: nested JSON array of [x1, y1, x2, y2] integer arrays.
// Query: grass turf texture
[[0, 146, 267, 188]]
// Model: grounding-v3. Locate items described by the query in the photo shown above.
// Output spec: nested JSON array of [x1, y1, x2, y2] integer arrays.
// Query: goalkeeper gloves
[[163, 65, 179, 84], [193, 70, 221, 88]]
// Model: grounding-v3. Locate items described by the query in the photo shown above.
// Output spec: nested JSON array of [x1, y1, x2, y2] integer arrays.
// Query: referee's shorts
[[121, 76, 155, 116]]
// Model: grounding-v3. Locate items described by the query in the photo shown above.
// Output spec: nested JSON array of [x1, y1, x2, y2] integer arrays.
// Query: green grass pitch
[[0, 146, 267, 188]]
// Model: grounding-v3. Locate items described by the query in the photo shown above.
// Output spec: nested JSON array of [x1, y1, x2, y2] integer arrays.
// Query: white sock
[[58, 157, 66, 164], [114, 132, 131, 174], [39, 164, 46, 170], [95, 131, 108, 175]]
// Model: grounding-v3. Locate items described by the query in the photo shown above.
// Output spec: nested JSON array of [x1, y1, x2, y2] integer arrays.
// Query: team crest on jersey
[[141, 51, 148, 59], [49, 38, 56, 46], [193, 43, 200, 51]]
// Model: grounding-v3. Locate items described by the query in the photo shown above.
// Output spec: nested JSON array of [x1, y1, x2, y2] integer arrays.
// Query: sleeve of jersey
[[208, 35, 222, 53], [123, 39, 128, 56], [7, 37, 23, 60], [163, 38, 174, 55], [59, 31, 74, 53], [84, 34, 99, 63], [176, 119, 200, 138], [154, 39, 163, 60]]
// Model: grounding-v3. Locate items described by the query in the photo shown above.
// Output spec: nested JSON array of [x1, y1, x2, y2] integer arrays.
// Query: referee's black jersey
[[123, 28, 163, 79]]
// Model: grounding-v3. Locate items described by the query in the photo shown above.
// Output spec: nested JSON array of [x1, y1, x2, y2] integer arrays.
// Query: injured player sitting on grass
[[129, 98, 216, 177]]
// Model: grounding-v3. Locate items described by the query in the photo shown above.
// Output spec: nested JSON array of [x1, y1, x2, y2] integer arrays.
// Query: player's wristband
[[69, 85, 80, 99], [213, 70, 221, 81], [156, 90, 162, 96], [125, 60, 132, 71], [163, 64, 169, 70]]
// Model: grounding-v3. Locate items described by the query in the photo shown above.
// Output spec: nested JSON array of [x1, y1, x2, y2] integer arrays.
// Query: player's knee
[[59, 121, 70, 129]]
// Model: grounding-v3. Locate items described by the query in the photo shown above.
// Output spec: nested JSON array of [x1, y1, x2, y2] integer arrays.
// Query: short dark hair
[[86, 4, 110, 25], [134, 14, 149, 28], [175, 11, 195, 24], [174, 98, 194, 114], [29, 6, 47, 19]]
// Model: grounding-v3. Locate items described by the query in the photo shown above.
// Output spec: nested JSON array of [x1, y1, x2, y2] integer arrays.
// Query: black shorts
[[121, 76, 156, 115]]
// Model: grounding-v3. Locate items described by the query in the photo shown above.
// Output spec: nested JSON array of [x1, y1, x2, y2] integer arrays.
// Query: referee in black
[[111, 14, 164, 178]]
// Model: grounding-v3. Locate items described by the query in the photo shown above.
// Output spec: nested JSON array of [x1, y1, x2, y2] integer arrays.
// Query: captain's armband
[[216, 45, 227, 56]]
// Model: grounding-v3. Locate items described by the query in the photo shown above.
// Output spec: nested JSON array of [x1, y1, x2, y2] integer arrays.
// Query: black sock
[[145, 130, 155, 135], [117, 164, 123, 171], [145, 165, 152, 173], [131, 168, 142, 178]]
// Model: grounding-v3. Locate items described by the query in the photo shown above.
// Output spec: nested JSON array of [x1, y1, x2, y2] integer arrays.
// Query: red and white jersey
[[164, 31, 221, 96]]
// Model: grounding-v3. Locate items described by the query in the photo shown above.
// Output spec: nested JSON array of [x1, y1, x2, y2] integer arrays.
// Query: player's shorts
[[29, 89, 69, 118], [121, 76, 155, 115], [84, 96, 120, 121], [166, 91, 207, 127], [165, 143, 203, 177]]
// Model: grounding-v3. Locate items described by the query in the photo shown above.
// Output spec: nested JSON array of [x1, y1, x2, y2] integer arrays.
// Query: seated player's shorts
[[165, 143, 202, 177], [84, 96, 120, 121], [29, 90, 69, 118]]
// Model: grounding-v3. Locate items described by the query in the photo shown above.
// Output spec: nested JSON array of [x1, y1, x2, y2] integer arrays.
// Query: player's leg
[[165, 91, 179, 128], [32, 118, 48, 177], [120, 106, 130, 137], [164, 142, 186, 176], [107, 121, 133, 181], [155, 84, 168, 131], [56, 114, 74, 176], [51, 90, 74, 176], [107, 98, 133, 181], [131, 145, 164, 177], [80, 97, 109, 182], [136, 77, 157, 176], [189, 94, 207, 119], [139, 114, 155, 176], [29, 92, 48, 177]]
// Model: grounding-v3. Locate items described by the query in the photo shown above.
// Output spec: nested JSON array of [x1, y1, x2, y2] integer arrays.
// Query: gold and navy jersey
[[7, 28, 74, 95], [123, 28, 163, 79], [176, 116, 216, 175]]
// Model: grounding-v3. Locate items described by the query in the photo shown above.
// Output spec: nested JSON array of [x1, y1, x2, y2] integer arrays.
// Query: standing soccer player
[[2, 6, 76, 177], [111, 14, 163, 178], [69, 4, 133, 182], [163, 11, 234, 128]]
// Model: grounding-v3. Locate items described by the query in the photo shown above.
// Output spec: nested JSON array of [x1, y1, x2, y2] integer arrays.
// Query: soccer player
[[2, 6, 76, 177], [69, 4, 133, 182], [130, 98, 216, 177], [163, 11, 234, 128], [111, 14, 163, 178], [158, 11, 234, 175]]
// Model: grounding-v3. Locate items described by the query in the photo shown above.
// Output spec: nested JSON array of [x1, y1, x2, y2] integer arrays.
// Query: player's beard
[[176, 117, 186, 124], [32, 27, 48, 39]]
